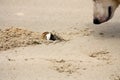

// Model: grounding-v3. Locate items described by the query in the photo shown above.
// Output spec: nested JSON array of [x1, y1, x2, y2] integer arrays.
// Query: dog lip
[[107, 6, 112, 21]]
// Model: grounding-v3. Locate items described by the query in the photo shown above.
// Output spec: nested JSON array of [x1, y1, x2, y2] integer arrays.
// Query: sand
[[0, 0, 120, 80], [0, 27, 64, 51]]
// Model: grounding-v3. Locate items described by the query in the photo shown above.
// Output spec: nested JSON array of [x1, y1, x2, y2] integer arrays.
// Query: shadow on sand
[[87, 22, 120, 38]]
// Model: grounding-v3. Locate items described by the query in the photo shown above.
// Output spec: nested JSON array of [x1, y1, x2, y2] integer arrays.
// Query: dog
[[93, 0, 120, 24]]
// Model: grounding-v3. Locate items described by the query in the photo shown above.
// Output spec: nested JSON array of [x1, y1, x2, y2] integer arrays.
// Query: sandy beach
[[0, 0, 120, 80]]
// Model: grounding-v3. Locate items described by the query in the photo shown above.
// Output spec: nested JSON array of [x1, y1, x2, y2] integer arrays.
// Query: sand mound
[[0, 27, 63, 51], [0, 27, 93, 51]]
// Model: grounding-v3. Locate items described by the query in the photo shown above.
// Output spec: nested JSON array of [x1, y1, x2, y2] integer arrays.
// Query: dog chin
[[101, 17, 112, 23], [100, 19, 109, 24]]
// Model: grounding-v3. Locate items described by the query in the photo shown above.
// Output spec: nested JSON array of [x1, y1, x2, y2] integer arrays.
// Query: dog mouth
[[106, 6, 112, 21], [93, 6, 113, 24]]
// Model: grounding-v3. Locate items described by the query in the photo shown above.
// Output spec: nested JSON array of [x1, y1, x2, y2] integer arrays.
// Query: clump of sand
[[89, 51, 110, 60], [89, 51, 112, 64], [48, 59, 80, 74], [0, 27, 63, 51]]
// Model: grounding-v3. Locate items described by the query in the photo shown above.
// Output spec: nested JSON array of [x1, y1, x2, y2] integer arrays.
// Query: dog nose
[[93, 18, 101, 24]]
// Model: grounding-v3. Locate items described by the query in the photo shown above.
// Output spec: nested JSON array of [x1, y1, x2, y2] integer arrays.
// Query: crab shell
[[41, 32, 56, 41]]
